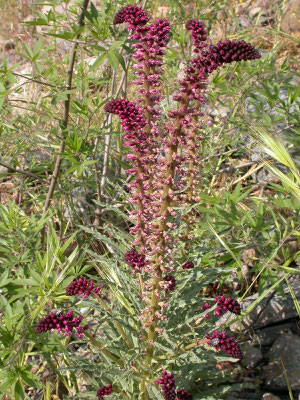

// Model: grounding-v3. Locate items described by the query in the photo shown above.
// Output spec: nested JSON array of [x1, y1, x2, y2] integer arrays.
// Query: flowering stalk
[[105, 7, 260, 372]]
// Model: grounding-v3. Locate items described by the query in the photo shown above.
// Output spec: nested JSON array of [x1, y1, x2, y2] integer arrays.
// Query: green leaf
[[46, 31, 75, 40], [22, 43, 33, 60], [110, 50, 126, 72], [0, 375, 17, 393], [106, 52, 119, 71], [91, 53, 107, 70], [23, 18, 48, 26], [14, 380, 25, 400], [90, 2, 99, 19], [19, 368, 42, 389]]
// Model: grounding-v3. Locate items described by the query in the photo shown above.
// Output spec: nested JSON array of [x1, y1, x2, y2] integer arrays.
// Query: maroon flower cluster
[[206, 330, 242, 360], [209, 40, 261, 64], [113, 5, 150, 28], [104, 99, 146, 133], [162, 275, 176, 292], [124, 249, 146, 272], [185, 19, 207, 50], [156, 370, 176, 400], [182, 261, 194, 270], [66, 277, 100, 298], [177, 389, 193, 400], [214, 295, 241, 316], [35, 310, 87, 339], [176, 33, 261, 103], [156, 371, 193, 400], [202, 296, 241, 318], [96, 384, 112, 399], [189, 39, 261, 78]]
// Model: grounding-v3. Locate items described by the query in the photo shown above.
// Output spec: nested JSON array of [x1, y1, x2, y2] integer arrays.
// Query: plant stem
[[146, 94, 189, 359], [157, 339, 210, 360], [42, 0, 90, 216], [139, 381, 149, 400], [92, 292, 133, 350], [83, 331, 124, 368]]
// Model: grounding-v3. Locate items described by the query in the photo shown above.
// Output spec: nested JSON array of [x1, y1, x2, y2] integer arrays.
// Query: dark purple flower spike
[[206, 330, 242, 360], [96, 384, 113, 398]]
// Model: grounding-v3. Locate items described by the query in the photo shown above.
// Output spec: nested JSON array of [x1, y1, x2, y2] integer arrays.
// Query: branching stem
[[43, 0, 90, 217]]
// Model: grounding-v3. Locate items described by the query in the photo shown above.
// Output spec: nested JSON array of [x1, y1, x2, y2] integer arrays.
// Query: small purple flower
[[66, 277, 100, 298], [182, 261, 194, 270], [124, 249, 146, 272], [202, 301, 211, 318], [156, 370, 176, 400], [177, 389, 193, 400], [113, 5, 150, 28], [96, 384, 112, 398], [214, 295, 241, 316], [35, 310, 86, 339], [202, 302, 210, 311], [206, 330, 242, 360], [162, 275, 176, 292]]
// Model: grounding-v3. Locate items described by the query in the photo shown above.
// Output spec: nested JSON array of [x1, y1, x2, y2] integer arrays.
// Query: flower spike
[[113, 5, 150, 28]]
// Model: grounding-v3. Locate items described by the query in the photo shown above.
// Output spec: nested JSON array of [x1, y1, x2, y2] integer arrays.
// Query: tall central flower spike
[[107, 5, 260, 357], [110, 5, 171, 258]]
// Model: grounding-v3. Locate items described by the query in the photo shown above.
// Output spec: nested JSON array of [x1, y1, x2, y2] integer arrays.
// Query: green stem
[[93, 293, 133, 350], [83, 331, 124, 368], [139, 381, 150, 400], [157, 339, 210, 361], [42, 0, 90, 217]]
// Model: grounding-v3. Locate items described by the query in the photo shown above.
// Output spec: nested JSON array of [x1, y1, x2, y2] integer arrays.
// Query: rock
[[241, 263, 252, 285], [262, 394, 281, 400], [249, 6, 262, 18], [264, 332, 300, 391], [281, 0, 300, 33], [242, 248, 256, 267], [243, 345, 263, 368], [255, 323, 295, 346], [237, 281, 300, 331]]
